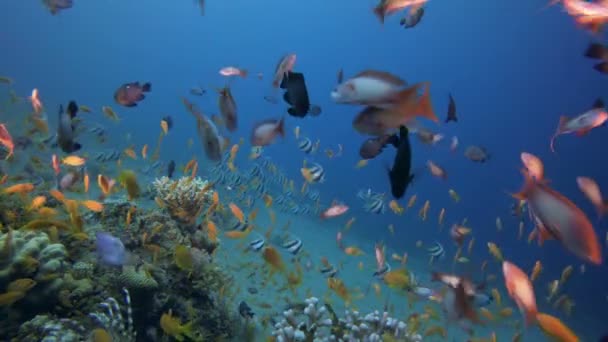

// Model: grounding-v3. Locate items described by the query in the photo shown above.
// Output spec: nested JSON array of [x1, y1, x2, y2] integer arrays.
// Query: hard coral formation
[[0, 230, 67, 296], [152, 176, 214, 225], [271, 297, 422, 342], [16, 315, 85, 342]]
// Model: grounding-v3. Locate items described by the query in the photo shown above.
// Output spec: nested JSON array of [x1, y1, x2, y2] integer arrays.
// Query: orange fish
[[3, 183, 34, 195], [62, 155, 86, 167], [229, 203, 245, 223], [83, 172, 90, 193], [123, 147, 137, 160], [80, 200, 104, 212], [51, 154, 60, 176], [0, 124, 14, 159]]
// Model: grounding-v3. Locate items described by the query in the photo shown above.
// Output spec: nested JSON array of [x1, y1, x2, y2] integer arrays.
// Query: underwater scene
[[1, 0, 608, 341]]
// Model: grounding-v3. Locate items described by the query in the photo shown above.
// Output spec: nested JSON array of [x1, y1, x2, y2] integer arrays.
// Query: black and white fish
[[282, 238, 303, 255], [303, 162, 325, 183], [364, 196, 385, 214], [298, 137, 314, 154], [372, 262, 391, 279], [249, 238, 265, 252], [427, 241, 445, 258], [320, 264, 338, 278]]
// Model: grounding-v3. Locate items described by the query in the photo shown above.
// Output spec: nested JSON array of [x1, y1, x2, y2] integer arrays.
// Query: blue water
[[2, 0, 608, 340]]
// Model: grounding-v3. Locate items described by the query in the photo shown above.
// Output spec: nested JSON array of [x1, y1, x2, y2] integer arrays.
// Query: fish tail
[[240, 69, 248, 78], [142, 82, 152, 92], [584, 43, 608, 60], [593, 62, 608, 74], [550, 116, 569, 153], [414, 83, 438, 122]]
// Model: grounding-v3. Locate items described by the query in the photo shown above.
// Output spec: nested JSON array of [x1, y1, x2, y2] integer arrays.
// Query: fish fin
[[240, 69, 248, 78], [414, 82, 438, 122], [584, 43, 608, 60], [430, 271, 441, 282], [372, 5, 385, 24], [510, 168, 535, 200], [575, 128, 592, 136], [550, 116, 569, 153], [594, 62, 608, 74], [72, 142, 82, 152], [593, 98, 606, 109], [142, 82, 151, 92], [125, 103, 137, 107], [275, 117, 286, 137]]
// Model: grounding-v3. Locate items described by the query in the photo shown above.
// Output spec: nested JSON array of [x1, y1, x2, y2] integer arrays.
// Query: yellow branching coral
[[152, 176, 213, 225]]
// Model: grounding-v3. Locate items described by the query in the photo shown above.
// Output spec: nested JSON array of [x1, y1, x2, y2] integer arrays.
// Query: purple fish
[[95, 232, 126, 266]]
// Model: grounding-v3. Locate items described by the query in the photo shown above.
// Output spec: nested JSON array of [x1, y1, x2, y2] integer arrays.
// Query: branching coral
[[152, 176, 214, 225], [271, 297, 422, 342]]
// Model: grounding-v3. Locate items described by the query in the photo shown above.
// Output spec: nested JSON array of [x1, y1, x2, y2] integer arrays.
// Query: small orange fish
[[49, 189, 65, 202], [83, 172, 90, 193], [51, 154, 60, 176], [3, 183, 34, 195], [62, 155, 86, 167], [0, 124, 15, 159], [229, 202, 245, 223], [80, 200, 104, 212], [123, 147, 137, 160], [344, 246, 364, 256]]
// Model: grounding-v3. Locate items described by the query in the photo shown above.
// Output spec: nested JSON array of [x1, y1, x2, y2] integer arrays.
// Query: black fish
[[280, 71, 321, 118], [388, 125, 414, 199], [162, 115, 173, 131], [446, 93, 457, 123], [57, 101, 82, 153], [238, 301, 255, 319], [167, 160, 175, 178], [584, 43, 608, 74]]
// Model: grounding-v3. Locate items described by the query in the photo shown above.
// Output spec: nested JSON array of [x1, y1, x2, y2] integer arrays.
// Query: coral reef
[[16, 315, 85, 342], [271, 297, 422, 342], [0, 230, 68, 298], [89, 288, 136, 341], [152, 176, 214, 225]]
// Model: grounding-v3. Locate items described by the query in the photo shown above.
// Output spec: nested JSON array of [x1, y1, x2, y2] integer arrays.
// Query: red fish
[[513, 167, 602, 265], [503, 260, 537, 326]]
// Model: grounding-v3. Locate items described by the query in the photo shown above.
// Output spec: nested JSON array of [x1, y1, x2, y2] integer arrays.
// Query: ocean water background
[[1, 0, 607, 340]]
